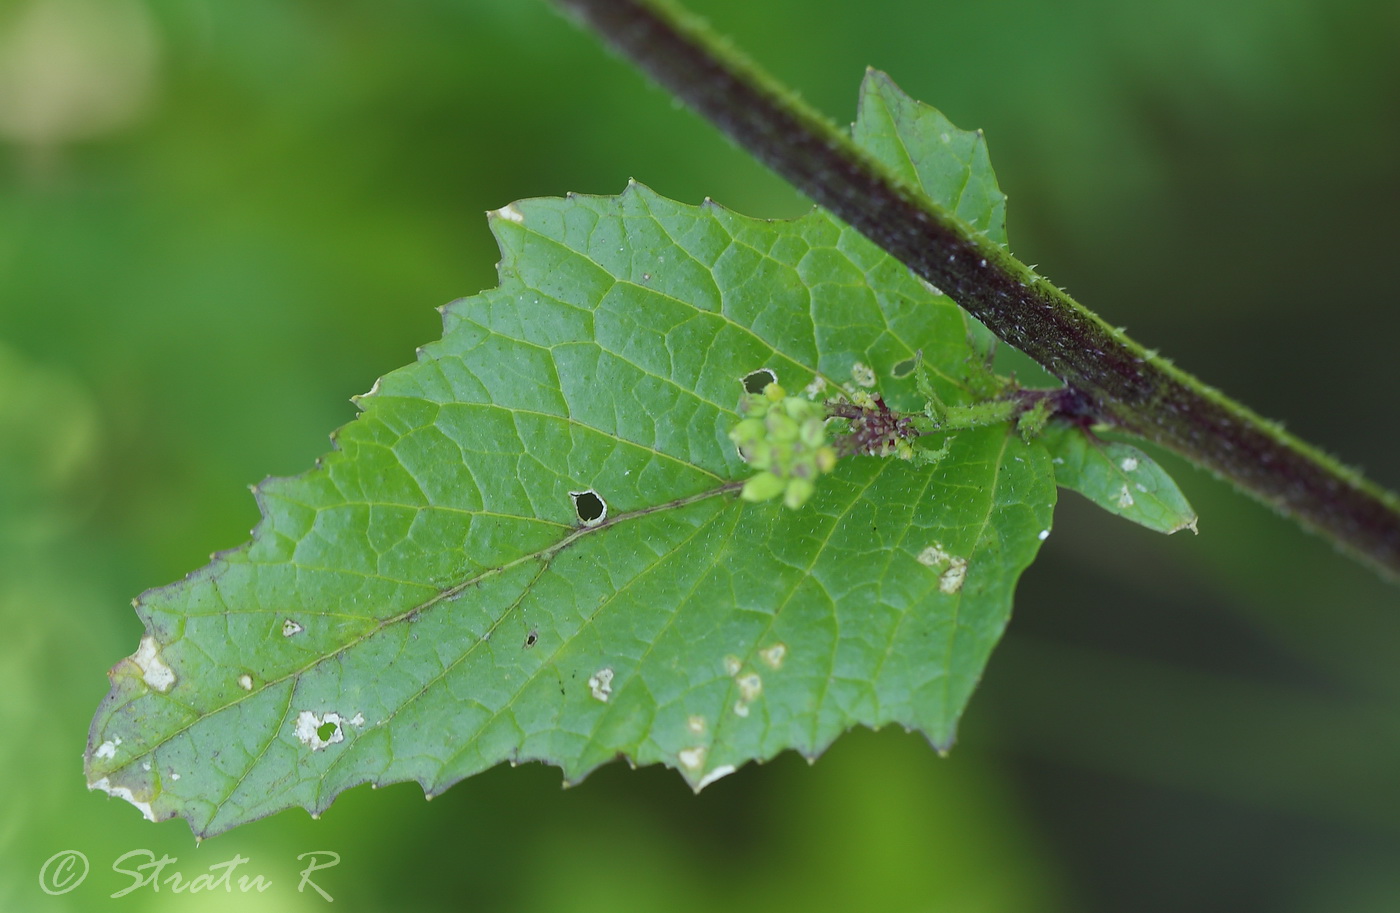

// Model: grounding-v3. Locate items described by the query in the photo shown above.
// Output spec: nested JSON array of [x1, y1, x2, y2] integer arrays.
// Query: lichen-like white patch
[[236, 674, 253, 691], [737, 672, 763, 703], [918, 544, 951, 568], [696, 764, 736, 791], [133, 636, 175, 692], [349, 713, 365, 727], [760, 642, 787, 670], [1115, 484, 1136, 508], [282, 619, 303, 637], [491, 203, 524, 223], [804, 376, 827, 398], [723, 655, 742, 677], [850, 361, 877, 388], [294, 711, 347, 751], [587, 667, 615, 703], [687, 715, 707, 735], [919, 542, 967, 593], [1038, 529, 1051, 541], [939, 557, 969, 595], [95, 737, 122, 760], [1120, 456, 1140, 473], [89, 777, 155, 822], [733, 700, 750, 718], [678, 746, 707, 771]]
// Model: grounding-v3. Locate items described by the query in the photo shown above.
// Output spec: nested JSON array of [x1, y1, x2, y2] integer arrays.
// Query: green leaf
[[85, 73, 1056, 837], [1042, 421, 1198, 535], [853, 69, 1008, 248], [853, 68, 1006, 356]]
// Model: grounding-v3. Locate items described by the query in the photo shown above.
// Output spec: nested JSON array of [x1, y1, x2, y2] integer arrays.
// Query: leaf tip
[[349, 377, 381, 409], [694, 763, 737, 792], [487, 203, 524, 224]]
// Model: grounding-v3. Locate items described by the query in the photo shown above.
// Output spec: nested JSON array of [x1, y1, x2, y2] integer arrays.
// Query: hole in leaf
[[523, 628, 539, 649], [570, 489, 607, 526], [742, 369, 777, 394], [316, 721, 339, 742], [891, 356, 919, 378]]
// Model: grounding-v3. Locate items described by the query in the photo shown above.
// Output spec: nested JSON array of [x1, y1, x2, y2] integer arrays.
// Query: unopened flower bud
[[741, 471, 786, 502], [783, 477, 816, 509]]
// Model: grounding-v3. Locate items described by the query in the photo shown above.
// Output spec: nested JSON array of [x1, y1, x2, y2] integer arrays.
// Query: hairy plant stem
[[549, 0, 1400, 579]]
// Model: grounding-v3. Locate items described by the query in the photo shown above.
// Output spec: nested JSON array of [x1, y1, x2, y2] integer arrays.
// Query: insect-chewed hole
[[742, 368, 777, 394], [570, 489, 607, 526], [523, 628, 539, 649], [891, 356, 919, 378]]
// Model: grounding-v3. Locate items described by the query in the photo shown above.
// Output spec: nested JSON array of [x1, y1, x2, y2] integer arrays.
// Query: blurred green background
[[3, 0, 1399, 909]]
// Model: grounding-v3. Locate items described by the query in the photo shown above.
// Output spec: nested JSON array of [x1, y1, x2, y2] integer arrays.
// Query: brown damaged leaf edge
[[550, 0, 1400, 578]]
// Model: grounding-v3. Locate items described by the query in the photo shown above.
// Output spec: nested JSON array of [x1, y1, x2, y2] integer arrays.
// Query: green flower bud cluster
[[729, 382, 838, 509]]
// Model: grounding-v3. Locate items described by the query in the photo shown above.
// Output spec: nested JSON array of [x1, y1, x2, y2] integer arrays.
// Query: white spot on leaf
[[491, 203, 524, 223], [723, 655, 742, 677], [169, 772, 180, 781], [760, 643, 786, 670], [737, 672, 763, 703], [236, 674, 253, 691], [1115, 484, 1136, 508], [294, 711, 350, 751], [678, 746, 707, 771], [133, 636, 175, 692], [939, 557, 969, 595], [917, 544, 950, 568], [850, 361, 877, 388], [919, 542, 968, 596], [732, 700, 750, 718], [1120, 456, 1139, 472], [687, 715, 707, 735], [95, 737, 121, 760], [696, 764, 736, 791], [588, 667, 614, 703], [282, 618, 303, 637]]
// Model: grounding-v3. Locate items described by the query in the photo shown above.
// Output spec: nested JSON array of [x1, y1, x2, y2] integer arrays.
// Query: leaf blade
[[1043, 421, 1198, 535], [86, 79, 1058, 837]]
